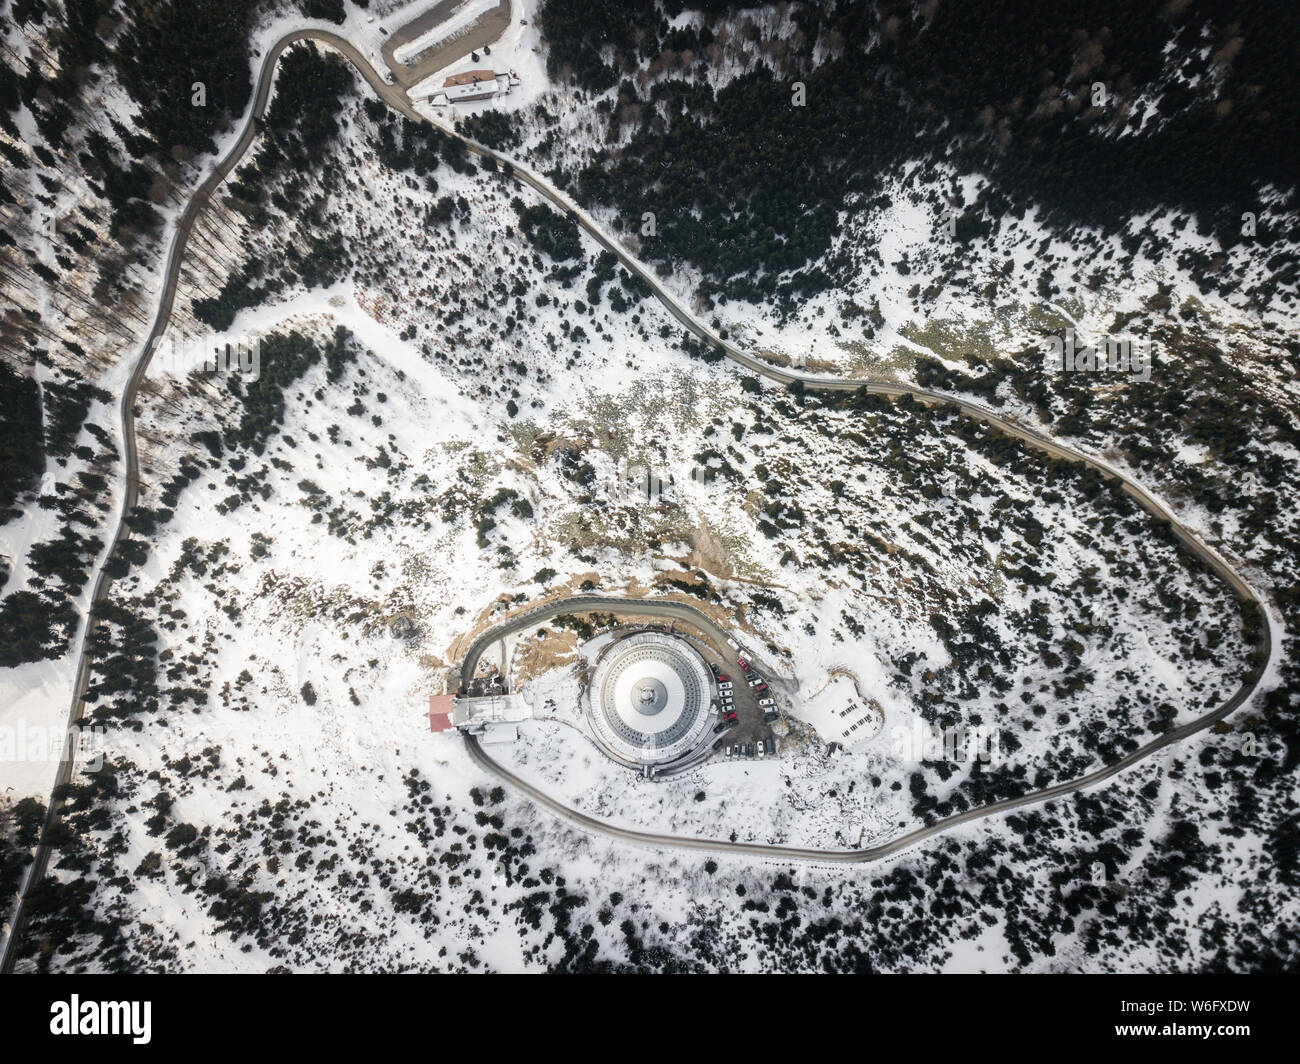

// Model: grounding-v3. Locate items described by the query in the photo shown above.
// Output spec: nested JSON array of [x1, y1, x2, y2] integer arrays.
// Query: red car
[[737, 657, 751, 670], [716, 673, 730, 683], [723, 710, 738, 722]]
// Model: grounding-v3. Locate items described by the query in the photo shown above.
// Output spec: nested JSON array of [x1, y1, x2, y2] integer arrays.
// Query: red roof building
[[428, 694, 455, 733]]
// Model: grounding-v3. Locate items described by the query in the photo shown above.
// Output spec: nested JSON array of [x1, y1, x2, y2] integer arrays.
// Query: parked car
[[748, 676, 763, 687], [745, 742, 755, 758], [716, 673, 730, 683], [765, 737, 776, 755], [712, 736, 727, 750], [763, 710, 779, 724], [730, 744, 740, 758], [717, 682, 732, 692], [758, 697, 774, 707], [723, 710, 738, 721], [753, 682, 768, 694], [712, 721, 730, 735]]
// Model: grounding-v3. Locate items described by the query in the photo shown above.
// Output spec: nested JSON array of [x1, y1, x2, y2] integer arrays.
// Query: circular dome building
[[586, 631, 716, 772]]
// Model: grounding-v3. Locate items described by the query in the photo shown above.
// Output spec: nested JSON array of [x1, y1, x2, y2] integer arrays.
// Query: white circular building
[[586, 631, 716, 771]]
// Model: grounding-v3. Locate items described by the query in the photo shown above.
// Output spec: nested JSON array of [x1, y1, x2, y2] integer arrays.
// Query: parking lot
[[693, 641, 776, 761]]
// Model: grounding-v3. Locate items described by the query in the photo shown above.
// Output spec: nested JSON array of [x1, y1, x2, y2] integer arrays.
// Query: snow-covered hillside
[[3, 0, 1297, 973]]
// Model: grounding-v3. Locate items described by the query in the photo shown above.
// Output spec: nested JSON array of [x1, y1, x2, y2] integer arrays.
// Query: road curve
[[427, 64, 1272, 860], [0, 27, 426, 975], [459, 593, 1266, 863], [458, 594, 744, 688], [1, 26, 1274, 968]]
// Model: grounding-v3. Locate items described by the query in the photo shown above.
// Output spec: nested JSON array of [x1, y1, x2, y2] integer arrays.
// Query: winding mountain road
[[0, 23, 1274, 969], [459, 593, 1266, 864]]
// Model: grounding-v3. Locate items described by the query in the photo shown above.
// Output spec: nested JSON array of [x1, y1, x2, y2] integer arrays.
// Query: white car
[[758, 697, 774, 707], [717, 682, 732, 692], [749, 677, 764, 687]]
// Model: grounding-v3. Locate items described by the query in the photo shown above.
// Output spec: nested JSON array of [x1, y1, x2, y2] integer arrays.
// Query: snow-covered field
[[3, 1, 1296, 973]]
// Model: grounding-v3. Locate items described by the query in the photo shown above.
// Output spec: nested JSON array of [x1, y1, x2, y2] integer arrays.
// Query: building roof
[[444, 68, 496, 87], [586, 631, 715, 767], [444, 81, 499, 103], [451, 692, 531, 727], [478, 723, 520, 745], [428, 694, 455, 732]]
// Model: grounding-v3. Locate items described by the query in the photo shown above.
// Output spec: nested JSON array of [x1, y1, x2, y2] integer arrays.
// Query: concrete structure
[[586, 631, 716, 775], [443, 68, 500, 103], [430, 691, 530, 743]]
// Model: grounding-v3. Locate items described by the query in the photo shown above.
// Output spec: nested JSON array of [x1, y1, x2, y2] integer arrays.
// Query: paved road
[[461, 594, 1267, 863], [1, 23, 1274, 968], [459, 595, 746, 687], [458, 593, 774, 770], [0, 27, 428, 975], [430, 86, 1273, 860], [425, 123, 1265, 607]]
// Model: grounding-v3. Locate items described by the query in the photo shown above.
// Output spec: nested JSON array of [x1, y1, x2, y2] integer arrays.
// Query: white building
[[451, 692, 531, 744], [440, 68, 501, 104], [585, 631, 717, 774], [444, 79, 501, 103]]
